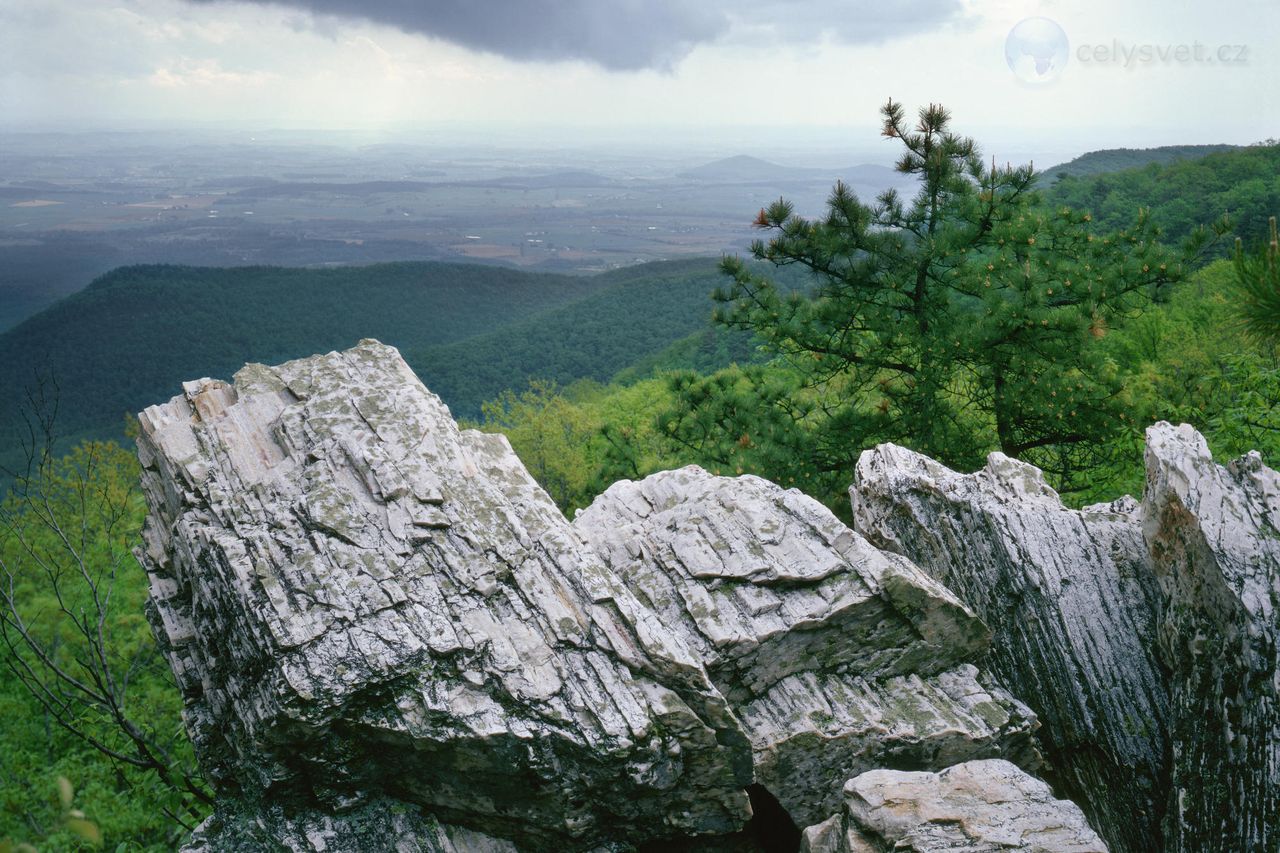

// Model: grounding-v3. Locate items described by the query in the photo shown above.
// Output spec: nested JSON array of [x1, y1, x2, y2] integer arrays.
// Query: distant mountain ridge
[[1039, 144, 1242, 182], [680, 154, 902, 187]]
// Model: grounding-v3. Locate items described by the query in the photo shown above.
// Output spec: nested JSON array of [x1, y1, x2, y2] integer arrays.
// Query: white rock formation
[[136, 341, 752, 849], [850, 447, 1167, 852], [1142, 423, 1280, 853], [851, 424, 1280, 853], [576, 468, 1040, 827], [136, 339, 1280, 852], [135, 341, 1043, 851]]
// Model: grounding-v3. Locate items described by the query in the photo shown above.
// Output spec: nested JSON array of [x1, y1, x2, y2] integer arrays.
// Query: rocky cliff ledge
[[134, 341, 1276, 853]]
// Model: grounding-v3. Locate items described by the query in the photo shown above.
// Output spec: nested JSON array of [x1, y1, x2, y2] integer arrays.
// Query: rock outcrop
[[136, 342, 752, 849], [850, 448, 1166, 852], [576, 468, 1040, 828], [1142, 425, 1280, 853], [851, 425, 1280, 853], [135, 341, 1043, 851], [135, 339, 1278, 853], [798, 759, 1107, 853]]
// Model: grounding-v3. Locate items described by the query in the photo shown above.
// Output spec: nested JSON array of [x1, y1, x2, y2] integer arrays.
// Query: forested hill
[[1041, 143, 1280, 248], [1039, 144, 1241, 180], [0, 262, 597, 463], [0, 258, 766, 476], [409, 259, 788, 418]]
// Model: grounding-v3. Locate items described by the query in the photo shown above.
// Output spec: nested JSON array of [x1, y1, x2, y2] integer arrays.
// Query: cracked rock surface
[[1142, 423, 1280, 853], [136, 341, 1047, 851], [850, 446, 1167, 853], [136, 342, 1050, 851], [182, 797, 519, 853], [136, 339, 1280, 853], [136, 341, 752, 850], [851, 424, 1280, 853], [576, 468, 1041, 828]]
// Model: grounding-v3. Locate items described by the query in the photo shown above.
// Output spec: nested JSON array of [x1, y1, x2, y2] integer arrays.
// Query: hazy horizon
[[0, 120, 1262, 178], [3, 0, 1277, 167]]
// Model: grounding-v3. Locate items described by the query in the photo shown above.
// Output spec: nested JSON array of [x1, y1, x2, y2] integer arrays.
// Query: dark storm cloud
[[184, 0, 966, 70], [754, 0, 972, 45]]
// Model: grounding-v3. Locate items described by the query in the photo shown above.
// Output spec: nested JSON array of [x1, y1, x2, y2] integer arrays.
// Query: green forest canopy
[[0, 258, 763, 478], [3, 137, 1280, 850]]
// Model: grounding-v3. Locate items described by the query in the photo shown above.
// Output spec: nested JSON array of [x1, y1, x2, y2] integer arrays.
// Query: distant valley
[[2, 137, 1277, 488], [0, 133, 917, 331]]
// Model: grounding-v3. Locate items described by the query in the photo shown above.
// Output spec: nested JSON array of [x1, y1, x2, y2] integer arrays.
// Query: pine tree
[[1234, 216, 1280, 345], [659, 99, 1218, 501]]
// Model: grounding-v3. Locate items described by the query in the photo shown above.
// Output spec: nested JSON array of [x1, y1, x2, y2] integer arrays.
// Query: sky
[[1, 0, 1277, 162]]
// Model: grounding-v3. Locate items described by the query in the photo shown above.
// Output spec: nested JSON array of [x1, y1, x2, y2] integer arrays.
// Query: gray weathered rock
[[136, 341, 752, 850], [134, 341, 1084, 851], [576, 468, 1041, 827], [799, 759, 1108, 853], [851, 426, 1280, 853], [576, 467, 990, 700], [849, 447, 1167, 853], [740, 664, 1040, 830], [1142, 422, 1280, 853]]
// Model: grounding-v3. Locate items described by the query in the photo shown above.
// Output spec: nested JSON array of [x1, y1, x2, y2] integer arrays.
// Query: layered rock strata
[[851, 424, 1280, 853], [576, 467, 1040, 828], [135, 341, 1040, 851]]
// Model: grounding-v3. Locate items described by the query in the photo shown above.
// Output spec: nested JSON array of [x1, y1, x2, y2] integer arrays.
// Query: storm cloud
[[184, 0, 967, 70]]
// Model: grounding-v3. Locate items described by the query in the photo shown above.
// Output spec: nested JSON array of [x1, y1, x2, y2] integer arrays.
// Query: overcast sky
[[2, 0, 1277, 161]]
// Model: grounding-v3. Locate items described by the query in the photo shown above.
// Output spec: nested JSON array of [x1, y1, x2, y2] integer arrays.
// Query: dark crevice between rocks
[[744, 784, 801, 853], [636, 785, 801, 853]]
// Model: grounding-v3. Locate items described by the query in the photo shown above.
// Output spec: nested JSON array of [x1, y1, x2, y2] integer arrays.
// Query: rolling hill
[[1042, 143, 1280, 247], [0, 257, 782, 480], [409, 258, 768, 417], [1038, 144, 1242, 181], [0, 261, 605, 471]]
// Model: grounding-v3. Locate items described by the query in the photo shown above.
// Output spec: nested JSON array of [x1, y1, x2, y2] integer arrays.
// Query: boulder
[[799, 759, 1107, 853], [136, 341, 751, 850]]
